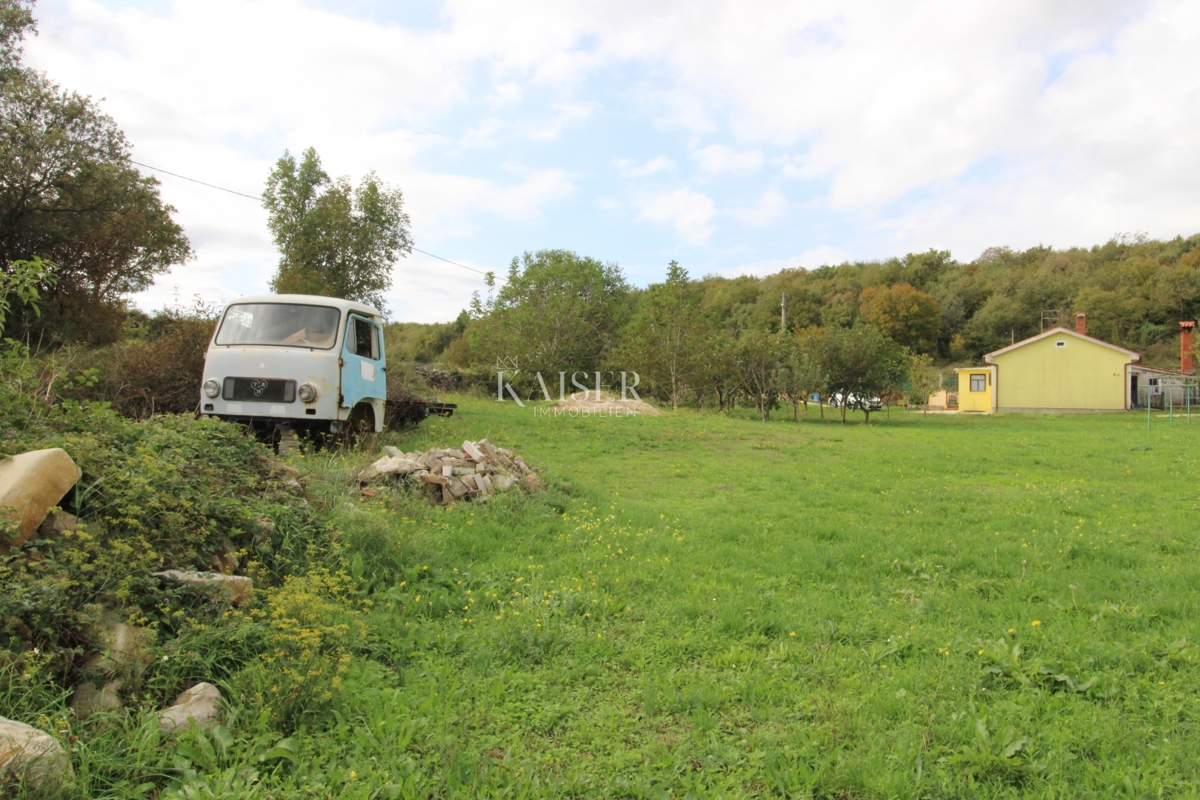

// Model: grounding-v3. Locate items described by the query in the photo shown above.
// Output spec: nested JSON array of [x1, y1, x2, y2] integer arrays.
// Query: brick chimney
[[1182, 321, 1196, 374], [1075, 312, 1087, 335]]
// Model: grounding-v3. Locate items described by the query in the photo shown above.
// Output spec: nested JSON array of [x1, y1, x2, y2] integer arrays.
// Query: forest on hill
[[391, 234, 1199, 397]]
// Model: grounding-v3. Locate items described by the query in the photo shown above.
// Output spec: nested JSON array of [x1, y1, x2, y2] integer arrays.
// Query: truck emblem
[[251, 380, 268, 397]]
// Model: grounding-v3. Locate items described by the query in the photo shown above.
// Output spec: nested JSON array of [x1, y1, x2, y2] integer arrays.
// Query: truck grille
[[222, 378, 296, 403]]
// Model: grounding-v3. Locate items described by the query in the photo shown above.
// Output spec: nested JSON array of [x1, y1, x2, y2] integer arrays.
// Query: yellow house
[[955, 367, 995, 413], [982, 324, 1139, 412]]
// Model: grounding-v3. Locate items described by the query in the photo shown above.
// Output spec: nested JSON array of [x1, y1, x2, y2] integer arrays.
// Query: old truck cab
[[199, 294, 387, 436]]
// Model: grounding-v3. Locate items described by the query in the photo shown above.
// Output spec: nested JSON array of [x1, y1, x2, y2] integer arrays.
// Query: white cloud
[[20, 0, 1200, 312], [694, 144, 763, 176], [729, 188, 787, 226], [615, 156, 675, 177], [796, 246, 854, 269], [635, 189, 716, 244], [460, 118, 505, 149], [523, 102, 596, 141]]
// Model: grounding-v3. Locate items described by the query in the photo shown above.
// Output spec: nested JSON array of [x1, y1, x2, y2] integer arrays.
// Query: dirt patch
[[554, 396, 661, 417]]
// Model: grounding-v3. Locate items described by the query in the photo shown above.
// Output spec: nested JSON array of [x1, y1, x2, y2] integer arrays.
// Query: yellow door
[[958, 370, 993, 412]]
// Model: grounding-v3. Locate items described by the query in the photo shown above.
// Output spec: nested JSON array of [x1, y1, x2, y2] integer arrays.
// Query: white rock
[[492, 475, 516, 492], [0, 448, 81, 550], [0, 716, 73, 790], [153, 570, 253, 606], [461, 441, 485, 462], [159, 683, 222, 732]]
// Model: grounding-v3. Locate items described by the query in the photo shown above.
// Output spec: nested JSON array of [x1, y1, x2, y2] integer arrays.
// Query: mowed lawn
[[299, 399, 1200, 798]]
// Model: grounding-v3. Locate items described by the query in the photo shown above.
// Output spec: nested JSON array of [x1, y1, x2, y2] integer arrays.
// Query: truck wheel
[[335, 404, 375, 448]]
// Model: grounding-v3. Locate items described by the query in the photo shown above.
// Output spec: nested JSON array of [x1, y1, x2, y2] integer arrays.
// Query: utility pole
[[781, 292, 787, 331]]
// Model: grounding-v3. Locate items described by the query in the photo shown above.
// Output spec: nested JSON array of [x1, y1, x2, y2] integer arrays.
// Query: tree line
[[442, 238, 1200, 419]]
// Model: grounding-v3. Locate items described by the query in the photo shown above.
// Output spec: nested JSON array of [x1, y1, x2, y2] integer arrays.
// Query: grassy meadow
[[20, 399, 1200, 799], [259, 399, 1200, 799]]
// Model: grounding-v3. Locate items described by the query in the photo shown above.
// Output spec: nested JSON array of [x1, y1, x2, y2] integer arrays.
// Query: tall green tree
[[612, 260, 705, 410], [0, 0, 190, 343], [469, 249, 629, 391], [263, 147, 411, 310]]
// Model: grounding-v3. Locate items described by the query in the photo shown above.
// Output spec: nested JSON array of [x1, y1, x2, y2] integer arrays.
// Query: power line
[[131, 159, 498, 282], [130, 160, 262, 201], [411, 247, 493, 278]]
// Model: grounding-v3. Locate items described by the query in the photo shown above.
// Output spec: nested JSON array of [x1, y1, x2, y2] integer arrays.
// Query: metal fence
[[1136, 378, 1200, 410]]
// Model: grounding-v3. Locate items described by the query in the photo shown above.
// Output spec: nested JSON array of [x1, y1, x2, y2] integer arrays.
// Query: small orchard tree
[[907, 352, 940, 417], [778, 333, 826, 421], [735, 329, 785, 422], [812, 325, 909, 423], [694, 330, 740, 413], [468, 249, 629, 393]]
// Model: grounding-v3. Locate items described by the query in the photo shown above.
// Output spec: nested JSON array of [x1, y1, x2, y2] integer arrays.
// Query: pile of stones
[[361, 439, 539, 504]]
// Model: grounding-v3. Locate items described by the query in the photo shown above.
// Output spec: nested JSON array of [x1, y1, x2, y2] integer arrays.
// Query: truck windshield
[[215, 303, 341, 349]]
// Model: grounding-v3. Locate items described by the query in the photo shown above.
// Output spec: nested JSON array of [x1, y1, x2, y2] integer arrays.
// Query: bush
[[0, 341, 340, 690], [64, 306, 217, 418], [233, 569, 364, 731]]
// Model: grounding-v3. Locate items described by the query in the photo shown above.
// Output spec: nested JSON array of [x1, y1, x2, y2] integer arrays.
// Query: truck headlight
[[203, 379, 220, 398], [297, 383, 318, 403]]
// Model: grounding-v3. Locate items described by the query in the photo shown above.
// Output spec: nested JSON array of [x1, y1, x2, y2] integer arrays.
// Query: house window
[[1055, 341, 1066, 348], [970, 374, 987, 392]]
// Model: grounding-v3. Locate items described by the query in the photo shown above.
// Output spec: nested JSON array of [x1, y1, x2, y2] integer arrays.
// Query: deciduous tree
[[612, 260, 705, 410], [469, 249, 629, 392], [0, 1, 190, 343], [811, 325, 908, 423], [263, 147, 411, 311], [859, 282, 941, 352], [735, 329, 785, 422]]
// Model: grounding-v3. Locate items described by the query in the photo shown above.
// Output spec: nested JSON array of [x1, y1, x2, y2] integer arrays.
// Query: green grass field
[[35, 400, 1200, 799], [253, 399, 1200, 799]]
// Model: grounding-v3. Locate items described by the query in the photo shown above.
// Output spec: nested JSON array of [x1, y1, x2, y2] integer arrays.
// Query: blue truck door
[[341, 314, 386, 409]]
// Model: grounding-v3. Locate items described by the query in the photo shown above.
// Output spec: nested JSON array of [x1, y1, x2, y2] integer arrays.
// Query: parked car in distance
[[827, 392, 883, 411]]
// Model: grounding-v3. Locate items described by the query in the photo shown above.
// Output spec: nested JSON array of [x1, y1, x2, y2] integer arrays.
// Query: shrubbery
[[0, 340, 344, 716]]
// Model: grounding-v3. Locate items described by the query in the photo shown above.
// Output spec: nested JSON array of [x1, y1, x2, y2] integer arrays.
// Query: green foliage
[[733, 329, 785, 421], [0, 38, 191, 344], [233, 568, 364, 731], [810, 324, 909, 422], [63, 303, 218, 418], [0, 255, 55, 335], [469, 249, 630, 389], [609, 260, 705, 410], [383, 311, 468, 364], [0, 343, 337, 676], [859, 281, 941, 353], [263, 147, 411, 311], [0, 1, 35, 75]]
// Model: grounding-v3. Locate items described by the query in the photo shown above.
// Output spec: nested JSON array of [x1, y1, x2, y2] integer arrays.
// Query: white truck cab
[[199, 294, 387, 436]]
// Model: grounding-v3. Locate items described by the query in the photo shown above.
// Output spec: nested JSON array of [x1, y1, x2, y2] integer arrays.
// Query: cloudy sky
[[23, 0, 1200, 321]]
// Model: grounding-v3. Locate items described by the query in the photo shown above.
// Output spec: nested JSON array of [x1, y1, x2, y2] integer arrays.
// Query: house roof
[[1131, 364, 1188, 376], [983, 327, 1141, 363]]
